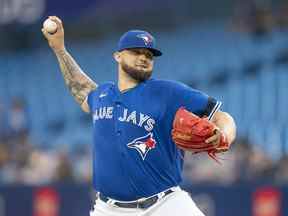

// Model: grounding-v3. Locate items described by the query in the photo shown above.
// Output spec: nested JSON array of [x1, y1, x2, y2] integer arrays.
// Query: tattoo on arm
[[55, 50, 97, 105]]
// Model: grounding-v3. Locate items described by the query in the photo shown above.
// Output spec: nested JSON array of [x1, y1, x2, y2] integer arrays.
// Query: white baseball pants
[[90, 187, 205, 216]]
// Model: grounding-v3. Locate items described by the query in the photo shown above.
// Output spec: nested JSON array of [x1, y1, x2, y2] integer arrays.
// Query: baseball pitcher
[[42, 16, 236, 216]]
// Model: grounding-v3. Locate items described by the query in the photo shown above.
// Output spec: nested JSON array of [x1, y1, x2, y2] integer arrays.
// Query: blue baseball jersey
[[87, 78, 221, 201]]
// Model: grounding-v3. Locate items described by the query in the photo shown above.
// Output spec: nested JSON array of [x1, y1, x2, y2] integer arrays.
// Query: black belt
[[98, 189, 174, 209]]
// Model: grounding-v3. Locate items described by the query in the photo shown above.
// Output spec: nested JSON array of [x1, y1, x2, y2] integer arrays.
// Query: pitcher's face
[[116, 48, 154, 82]]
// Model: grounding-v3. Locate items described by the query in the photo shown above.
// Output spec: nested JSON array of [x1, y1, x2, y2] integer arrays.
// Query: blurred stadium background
[[0, 0, 288, 215]]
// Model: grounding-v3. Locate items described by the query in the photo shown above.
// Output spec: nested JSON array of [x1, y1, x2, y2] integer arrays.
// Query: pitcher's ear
[[113, 52, 121, 63]]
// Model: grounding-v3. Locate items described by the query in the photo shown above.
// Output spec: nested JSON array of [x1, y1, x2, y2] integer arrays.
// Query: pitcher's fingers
[[49, 15, 62, 23], [49, 16, 62, 25], [41, 28, 50, 39], [205, 134, 218, 144]]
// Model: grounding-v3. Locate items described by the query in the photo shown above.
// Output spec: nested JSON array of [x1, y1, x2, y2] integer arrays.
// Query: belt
[[98, 188, 175, 209]]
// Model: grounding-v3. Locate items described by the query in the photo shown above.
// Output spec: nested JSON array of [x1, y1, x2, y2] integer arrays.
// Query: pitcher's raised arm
[[42, 16, 97, 113]]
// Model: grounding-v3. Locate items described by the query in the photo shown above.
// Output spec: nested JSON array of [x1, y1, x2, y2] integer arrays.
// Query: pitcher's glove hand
[[171, 107, 230, 162]]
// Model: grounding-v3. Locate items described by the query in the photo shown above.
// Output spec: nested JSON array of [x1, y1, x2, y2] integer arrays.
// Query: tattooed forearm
[[55, 49, 97, 105]]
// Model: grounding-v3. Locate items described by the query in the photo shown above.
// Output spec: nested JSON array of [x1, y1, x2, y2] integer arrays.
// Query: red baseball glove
[[171, 107, 230, 162]]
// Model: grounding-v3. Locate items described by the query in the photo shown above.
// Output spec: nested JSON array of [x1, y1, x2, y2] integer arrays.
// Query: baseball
[[43, 19, 58, 34]]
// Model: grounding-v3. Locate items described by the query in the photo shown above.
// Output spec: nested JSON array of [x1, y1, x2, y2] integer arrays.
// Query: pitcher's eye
[[146, 53, 153, 59]]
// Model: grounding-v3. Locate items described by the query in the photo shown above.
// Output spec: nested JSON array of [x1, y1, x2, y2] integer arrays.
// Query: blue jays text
[[93, 107, 156, 132]]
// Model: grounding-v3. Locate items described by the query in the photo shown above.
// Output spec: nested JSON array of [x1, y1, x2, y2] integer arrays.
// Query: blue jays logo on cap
[[117, 30, 162, 57], [127, 133, 156, 160], [136, 33, 153, 46]]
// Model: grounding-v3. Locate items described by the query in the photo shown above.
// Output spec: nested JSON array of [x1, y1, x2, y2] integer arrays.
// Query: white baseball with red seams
[[43, 19, 57, 34]]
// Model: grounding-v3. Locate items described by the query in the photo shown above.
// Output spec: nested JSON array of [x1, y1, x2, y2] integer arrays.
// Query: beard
[[121, 62, 152, 82]]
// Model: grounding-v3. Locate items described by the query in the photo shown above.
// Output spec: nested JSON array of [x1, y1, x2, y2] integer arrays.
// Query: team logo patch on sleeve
[[127, 133, 156, 160]]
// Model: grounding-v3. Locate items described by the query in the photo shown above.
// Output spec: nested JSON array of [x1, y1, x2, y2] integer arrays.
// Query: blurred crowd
[[0, 97, 288, 186], [231, 0, 288, 38], [0, 97, 92, 185]]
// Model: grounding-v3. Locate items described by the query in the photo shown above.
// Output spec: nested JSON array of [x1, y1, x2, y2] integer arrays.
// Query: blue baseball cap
[[117, 30, 162, 57]]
